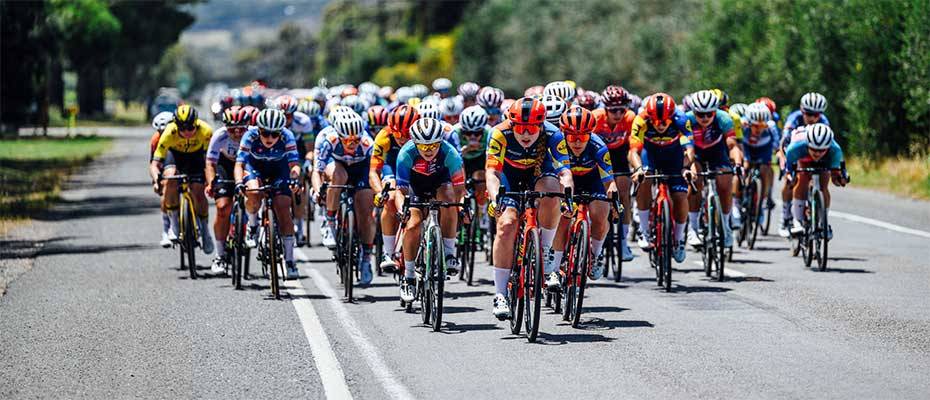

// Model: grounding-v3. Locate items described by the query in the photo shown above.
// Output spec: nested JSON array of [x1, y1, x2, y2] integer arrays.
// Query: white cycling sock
[[791, 199, 805, 222], [247, 212, 258, 228], [782, 201, 792, 220], [493, 267, 510, 296], [382, 234, 396, 256], [674, 221, 686, 242], [637, 209, 650, 237], [546, 250, 563, 274], [731, 199, 742, 219], [283, 235, 295, 262], [161, 213, 171, 234], [404, 261, 416, 279], [688, 211, 700, 233], [723, 212, 732, 233], [539, 227, 556, 249], [168, 210, 180, 235], [592, 238, 605, 258], [215, 239, 226, 257], [443, 238, 456, 257]]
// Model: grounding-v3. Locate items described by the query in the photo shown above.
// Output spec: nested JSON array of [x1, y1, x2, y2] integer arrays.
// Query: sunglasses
[[228, 126, 247, 134], [565, 133, 590, 143], [512, 123, 541, 135], [178, 123, 196, 131], [802, 111, 821, 118], [340, 136, 360, 146], [809, 147, 828, 156], [259, 129, 281, 138], [695, 111, 715, 119], [463, 129, 484, 137], [416, 142, 441, 152], [606, 107, 626, 114]]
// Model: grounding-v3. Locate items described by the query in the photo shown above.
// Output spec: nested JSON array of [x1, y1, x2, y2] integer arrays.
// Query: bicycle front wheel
[[523, 228, 543, 342], [428, 224, 445, 331], [232, 201, 245, 289], [267, 208, 281, 299], [344, 209, 355, 301], [660, 200, 672, 292], [749, 178, 762, 249], [570, 221, 590, 328], [182, 197, 197, 279], [804, 198, 815, 268]]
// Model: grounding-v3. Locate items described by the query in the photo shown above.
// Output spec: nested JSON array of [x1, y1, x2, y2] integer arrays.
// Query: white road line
[[295, 248, 416, 400], [692, 261, 746, 277], [284, 274, 354, 400], [830, 211, 930, 239]]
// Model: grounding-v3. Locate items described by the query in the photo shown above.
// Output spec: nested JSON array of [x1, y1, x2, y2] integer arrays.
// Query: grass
[[0, 135, 113, 224], [846, 156, 930, 200], [47, 103, 147, 127]]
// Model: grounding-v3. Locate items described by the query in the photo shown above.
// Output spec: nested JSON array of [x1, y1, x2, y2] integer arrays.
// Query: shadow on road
[[578, 317, 654, 330], [670, 284, 732, 294], [36, 195, 158, 221], [437, 322, 504, 334], [531, 331, 615, 345]]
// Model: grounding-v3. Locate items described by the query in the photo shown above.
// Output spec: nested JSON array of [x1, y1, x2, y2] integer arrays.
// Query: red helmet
[[756, 97, 777, 113], [367, 105, 389, 127], [341, 86, 358, 98], [507, 97, 547, 125], [575, 92, 597, 110], [601, 85, 630, 108], [222, 105, 247, 126], [523, 85, 544, 97], [240, 105, 260, 125], [560, 106, 597, 136], [388, 105, 420, 139], [644, 93, 677, 123], [276, 95, 298, 114]]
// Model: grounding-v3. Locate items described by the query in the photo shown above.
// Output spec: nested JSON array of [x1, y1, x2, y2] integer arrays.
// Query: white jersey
[[206, 127, 240, 163]]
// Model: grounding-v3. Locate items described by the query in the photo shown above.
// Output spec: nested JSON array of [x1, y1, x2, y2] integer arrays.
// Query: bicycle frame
[[164, 174, 201, 279]]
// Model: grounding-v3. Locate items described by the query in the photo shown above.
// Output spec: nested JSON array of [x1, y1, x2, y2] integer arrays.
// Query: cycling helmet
[[411, 84, 429, 98], [327, 105, 356, 124], [297, 100, 321, 117], [806, 123, 833, 150], [395, 87, 415, 104], [359, 81, 379, 95], [340, 86, 359, 98], [800, 92, 827, 113], [332, 113, 365, 139], [420, 95, 441, 106], [152, 111, 174, 132], [524, 85, 544, 97], [377, 86, 394, 100], [416, 102, 441, 120], [457, 82, 480, 99], [460, 105, 488, 131], [541, 94, 568, 124], [309, 87, 327, 103], [240, 105, 260, 125], [691, 90, 719, 113], [222, 106, 247, 126], [256, 109, 287, 132], [745, 102, 772, 123], [560, 106, 597, 136], [366, 105, 389, 128], [756, 97, 777, 113], [388, 105, 419, 138], [341, 95, 367, 114], [507, 97, 547, 125], [275, 95, 298, 114], [409, 118, 445, 145], [628, 94, 643, 112], [644, 93, 677, 123], [477, 87, 504, 109], [575, 92, 597, 110], [432, 77, 452, 92], [601, 85, 630, 108], [173, 104, 198, 128], [729, 103, 749, 118], [710, 88, 729, 107], [499, 99, 515, 114], [440, 97, 464, 117], [543, 81, 575, 102]]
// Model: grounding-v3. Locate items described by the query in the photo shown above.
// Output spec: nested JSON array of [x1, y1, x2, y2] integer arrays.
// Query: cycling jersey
[[395, 141, 465, 196], [592, 108, 636, 149], [152, 119, 213, 162], [782, 110, 830, 135], [454, 124, 492, 160], [726, 109, 745, 141], [569, 134, 613, 195], [206, 127, 240, 163], [742, 125, 781, 149], [370, 127, 405, 179], [149, 131, 161, 162], [629, 111, 692, 193], [784, 138, 844, 173], [684, 110, 736, 149], [236, 127, 299, 165], [486, 120, 569, 174], [313, 126, 374, 171], [442, 121, 460, 150]]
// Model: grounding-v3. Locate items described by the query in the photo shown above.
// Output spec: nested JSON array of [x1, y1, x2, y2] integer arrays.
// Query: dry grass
[[846, 156, 930, 200]]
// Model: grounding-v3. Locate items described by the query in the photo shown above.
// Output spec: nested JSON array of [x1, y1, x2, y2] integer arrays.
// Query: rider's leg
[[436, 184, 459, 259], [617, 175, 632, 240], [791, 172, 812, 224], [191, 182, 213, 250], [761, 164, 774, 203], [354, 188, 375, 266], [671, 191, 689, 244], [716, 172, 735, 240], [589, 200, 610, 258], [492, 207, 519, 296], [325, 162, 346, 228], [687, 163, 704, 237], [635, 179, 654, 241], [402, 208, 423, 280], [162, 167, 180, 236], [214, 196, 232, 258], [272, 194, 297, 268], [381, 190, 400, 257], [536, 176, 562, 275]]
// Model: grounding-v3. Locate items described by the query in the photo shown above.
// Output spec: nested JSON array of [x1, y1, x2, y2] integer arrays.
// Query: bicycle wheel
[[232, 201, 245, 289], [561, 231, 577, 322], [523, 228, 542, 342], [374, 214, 383, 277], [613, 218, 623, 282], [749, 178, 763, 249], [660, 200, 672, 292], [702, 198, 714, 278], [428, 224, 445, 331], [457, 221, 469, 282], [763, 195, 774, 236], [182, 197, 197, 279], [508, 230, 524, 335], [804, 198, 815, 268], [420, 239, 431, 325], [344, 209, 355, 301], [267, 208, 281, 299], [713, 196, 726, 282], [466, 212, 478, 286], [818, 193, 829, 271], [571, 221, 589, 328], [650, 212, 662, 286]]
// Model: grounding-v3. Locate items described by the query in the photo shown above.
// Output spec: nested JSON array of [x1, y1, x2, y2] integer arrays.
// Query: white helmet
[[729, 103, 749, 118], [541, 94, 567, 124], [358, 81, 379, 95], [152, 111, 174, 132], [432, 77, 452, 92], [460, 105, 488, 131], [440, 97, 464, 117], [806, 123, 833, 150], [257, 109, 287, 132], [297, 101, 321, 117], [416, 102, 442, 120], [745, 102, 772, 123], [395, 87, 415, 104], [327, 105, 356, 124], [544, 81, 575, 102], [341, 95, 367, 114], [409, 118, 445, 145], [477, 87, 503, 109], [377, 86, 393, 100], [411, 84, 429, 98], [457, 82, 480, 98], [332, 113, 365, 139], [690, 90, 719, 113], [800, 92, 827, 113], [309, 87, 327, 103]]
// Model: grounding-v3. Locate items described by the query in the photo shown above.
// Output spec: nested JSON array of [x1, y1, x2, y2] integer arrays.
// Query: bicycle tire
[[763, 196, 774, 236], [571, 221, 589, 328], [660, 200, 672, 292], [182, 197, 197, 279], [561, 229, 577, 322], [267, 207, 281, 299], [749, 178, 762, 249], [232, 200, 245, 289], [523, 228, 542, 342], [428, 224, 445, 331], [713, 196, 726, 282], [345, 209, 355, 301], [374, 214, 384, 277], [457, 221, 469, 283], [508, 230, 524, 335], [804, 196, 815, 268], [703, 198, 714, 278], [817, 191, 828, 271], [613, 218, 623, 282], [467, 212, 478, 286], [651, 212, 662, 287]]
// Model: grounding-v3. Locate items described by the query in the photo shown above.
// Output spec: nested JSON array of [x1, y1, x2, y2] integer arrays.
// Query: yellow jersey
[[152, 119, 213, 161]]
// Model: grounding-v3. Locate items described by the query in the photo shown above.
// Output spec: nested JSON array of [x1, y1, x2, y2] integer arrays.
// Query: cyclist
[[541, 94, 568, 125], [592, 85, 637, 261], [150, 111, 175, 248], [458, 82, 480, 107], [370, 105, 420, 271], [394, 118, 467, 302], [544, 81, 576, 106], [486, 97, 573, 319], [149, 105, 215, 255], [311, 112, 377, 284], [205, 106, 248, 273], [432, 77, 453, 99], [235, 109, 302, 279], [552, 107, 617, 280], [278, 95, 314, 246], [777, 92, 830, 237], [629, 93, 695, 263], [575, 91, 598, 110], [477, 86, 504, 127], [440, 97, 464, 125], [783, 123, 848, 236], [455, 106, 493, 230], [684, 90, 741, 248], [739, 103, 780, 226], [366, 105, 389, 134]]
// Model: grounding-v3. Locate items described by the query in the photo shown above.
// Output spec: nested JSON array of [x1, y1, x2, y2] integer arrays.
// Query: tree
[[0, 1, 54, 135]]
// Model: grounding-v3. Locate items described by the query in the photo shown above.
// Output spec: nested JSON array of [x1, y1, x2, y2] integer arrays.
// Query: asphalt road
[[3, 128, 929, 399]]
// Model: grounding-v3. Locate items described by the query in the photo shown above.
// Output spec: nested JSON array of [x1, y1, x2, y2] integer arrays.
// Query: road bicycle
[[604, 172, 632, 282], [326, 184, 362, 301], [558, 192, 609, 328], [635, 174, 684, 292], [736, 163, 765, 249], [163, 174, 202, 279], [216, 179, 249, 290], [247, 183, 292, 299], [696, 167, 732, 282], [792, 167, 846, 271], [457, 178, 485, 286]]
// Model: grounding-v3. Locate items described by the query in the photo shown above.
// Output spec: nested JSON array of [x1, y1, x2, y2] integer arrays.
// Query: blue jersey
[[236, 127, 299, 164], [313, 126, 374, 171], [784, 138, 844, 172], [395, 141, 465, 189], [781, 110, 830, 147], [741, 125, 781, 148], [568, 134, 613, 186], [685, 109, 735, 149]]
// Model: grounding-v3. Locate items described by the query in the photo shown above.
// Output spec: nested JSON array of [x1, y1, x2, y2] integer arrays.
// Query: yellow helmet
[[406, 97, 421, 107], [564, 80, 577, 89], [173, 104, 198, 128], [710, 88, 729, 107]]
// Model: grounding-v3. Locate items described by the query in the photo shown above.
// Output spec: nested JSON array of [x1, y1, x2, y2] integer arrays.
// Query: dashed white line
[[295, 248, 416, 400], [830, 211, 930, 239], [692, 260, 746, 277]]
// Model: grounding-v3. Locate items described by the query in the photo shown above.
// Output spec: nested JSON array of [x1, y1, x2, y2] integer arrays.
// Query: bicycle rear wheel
[[523, 228, 542, 342], [749, 178, 763, 249], [613, 218, 623, 282], [570, 221, 589, 328], [182, 198, 197, 279], [267, 208, 281, 299], [466, 213, 478, 286], [232, 201, 245, 289]]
